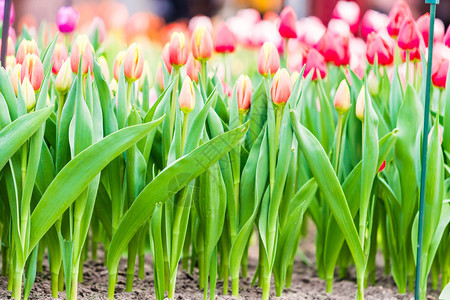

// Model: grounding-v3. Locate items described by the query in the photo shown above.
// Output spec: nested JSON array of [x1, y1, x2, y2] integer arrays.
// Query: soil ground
[[0, 231, 441, 299]]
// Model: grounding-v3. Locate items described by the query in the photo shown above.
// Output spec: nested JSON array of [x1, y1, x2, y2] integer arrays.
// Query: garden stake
[[415, 0, 438, 299], [0, 0, 11, 67]]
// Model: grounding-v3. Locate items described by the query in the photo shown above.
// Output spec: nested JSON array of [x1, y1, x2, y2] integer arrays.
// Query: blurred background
[[13, 0, 450, 30]]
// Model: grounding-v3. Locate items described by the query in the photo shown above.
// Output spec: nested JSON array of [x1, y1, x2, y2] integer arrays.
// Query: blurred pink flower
[[56, 6, 79, 34], [332, 0, 360, 34], [296, 17, 326, 47], [361, 10, 388, 40]]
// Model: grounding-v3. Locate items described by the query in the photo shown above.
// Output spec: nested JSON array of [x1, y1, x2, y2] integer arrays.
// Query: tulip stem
[[126, 81, 132, 114], [170, 67, 180, 141], [333, 114, 344, 174], [200, 61, 207, 92], [181, 112, 189, 152], [275, 104, 284, 153]]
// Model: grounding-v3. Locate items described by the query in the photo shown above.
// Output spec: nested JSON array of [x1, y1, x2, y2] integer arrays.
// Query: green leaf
[[28, 117, 165, 256], [0, 106, 53, 171]]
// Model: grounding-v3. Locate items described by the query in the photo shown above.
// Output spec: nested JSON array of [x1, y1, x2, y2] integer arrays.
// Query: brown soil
[[0, 234, 441, 300]]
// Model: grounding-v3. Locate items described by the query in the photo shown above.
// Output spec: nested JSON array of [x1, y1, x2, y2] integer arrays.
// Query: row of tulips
[[0, 1, 449, 300]]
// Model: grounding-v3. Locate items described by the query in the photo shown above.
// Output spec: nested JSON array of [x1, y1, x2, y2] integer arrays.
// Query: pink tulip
[[56, 6, 79, 34], [21, 54, 44, 91], [397, 17, 420, 51], [186, 54, 200, 83], [315, 30, 350, 66], [214, 23, 236, 53], [304, 48, 327, 80], [445, 27, 450, 48], [271, 68, 291, 105], [332, 1, 360, 34], [366, 32, 394, 65], [169, 32, 189, 67], [70, 35, 94, 75], [278, 6, 297, 39], [88, 17, 107, 44], [0, 0, 15, 24], [51, 43, 69, 75], [431, 57, 449, 88], [188, 15, 213, 35], [258, 42, 280, 76], [16, 39, 39, 65], [387, 0, 412, 37], [297, 17, 326, 47], [191, 25, 213, 61], [124, 43, 144, 82], [113, 51, 125, 82], [179, 77, 195, 113], [235, 75, 253, 111], [334, 79, 351, 114], [361, 10, 389, 40]]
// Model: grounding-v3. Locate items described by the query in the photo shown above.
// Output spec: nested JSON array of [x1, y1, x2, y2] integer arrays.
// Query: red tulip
[[70, 35, 94, 75], [214, 23, 236, 53], [235, 74, 253, 111], [179, 77, 195, 113], [361, 10, 389, 40], [278, 6, 297, 39], [20, 54, 44, 91], [387, 0, 412, 37], [444, 26, 450, 48], [397, 17, 420, 51], [124, 43, 144, 82], [332, 0, 361, 34], [431, 57, 449, 88], [191, 25, 213, 61], [366, 32, 394, 65], [16, 39, 39, 65], [186, 54, 201, 83], [304, 48, 327, 80], [315, 31, 350, 66], [258, 42, 280, 76], [169, 32, 189, 67], [271, 68, 291, 105], [51, 43, 69, 74]]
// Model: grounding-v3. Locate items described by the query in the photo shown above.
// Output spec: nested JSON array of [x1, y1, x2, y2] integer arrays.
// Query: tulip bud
[[0, 36, 15, 58], [304, 48, 327, 80], [368, 71, 379, 96], [191, 25, 213, 62], [98, 56, 110, 82], [258, 42, 280, 76], [10, 63, 21, 95], [387, 0, 411, 37], [138, 61, 152, 91], [161, 43, 173, 73], [56, 6, 79, 34], [179, 77, 195, 113], [70, 35, 94, 75], [21, 54, 44, 91], [271, 69, 291, 106], [366, 32, 394, 65], [186, 54, 200, 83], [88, 16, 107, 44], [235, 75, 252, 112], [113, 51, 125, 82], [124, 43, 144, 82], [55, 59, 73, 94], [334, 79, 350, 114], [355, 86, 365, 121], [431, 57, 449, 89], [279, 6, 297, 39], [16, 39, 39, 65], [21, 77, 36, 111], [378, 160, 386, 172], [52, 42, 69, 74], [214, 23, 236, 53], [444, 27, 450, 48], [315, 30, 350, 66], [332, 1, 361, 34], [397, 17, 420, 51], [169, 32, 189, 67]]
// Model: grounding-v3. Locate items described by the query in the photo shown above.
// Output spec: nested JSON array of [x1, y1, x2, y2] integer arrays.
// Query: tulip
[[304, 48, 327, 80], [431, 57, 449, 88], [179, 77, 195, 113], [361, 10, 389, 40], [161, 43, 173, 73], [297, 17, 326, 47], [56, 6, 79, 34], [315, 31, 350, 66], [327, 19, 352, 39], [366, 32, 394, 65], [21, 77, 36, 111], [214, 23, 236, 53], [16, 39, 39, 65], [156, 64, 164, 90], [188, 15, 213, 35], [355, 86, 365, 121], [138, 61, 152, 91], [258, 42, 280, 76], [397, 17, 420, 51], [0, 36, 15, 57], [378, 160, 386, 172], [235, 75, 253, 111], [334, 79, 350, 114], [124, 43, 144, 82], [271, 69, 291, 105], [5, 55, 15, 70], [70, 35, 94, 75], [169, 32, 189, 67], [10, 63, 21, 95], [186, 54, 200, 83], [332, 1, 360, 34], [55, 59, 73, 94], [191, 25, 213, 62], [387, 0, 411, 37], [21, 54, 44, 91], [368, 71, 379, 96], [88, 16, 107, 44], [0, 0, 14, 24], [113, 51, 125, 81], [51, 43, 69, 74], [416, 13, 445, 47], [400, 47, 421, 62], [278, 6, 297, 39], [98, 56, 110, 82], [444, 26, 450, 48], [428, 125, 444, 145], [109, 79, 118, 96]]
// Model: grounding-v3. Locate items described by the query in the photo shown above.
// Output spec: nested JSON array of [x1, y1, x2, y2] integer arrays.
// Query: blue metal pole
[[415, 0, 438, 299]]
